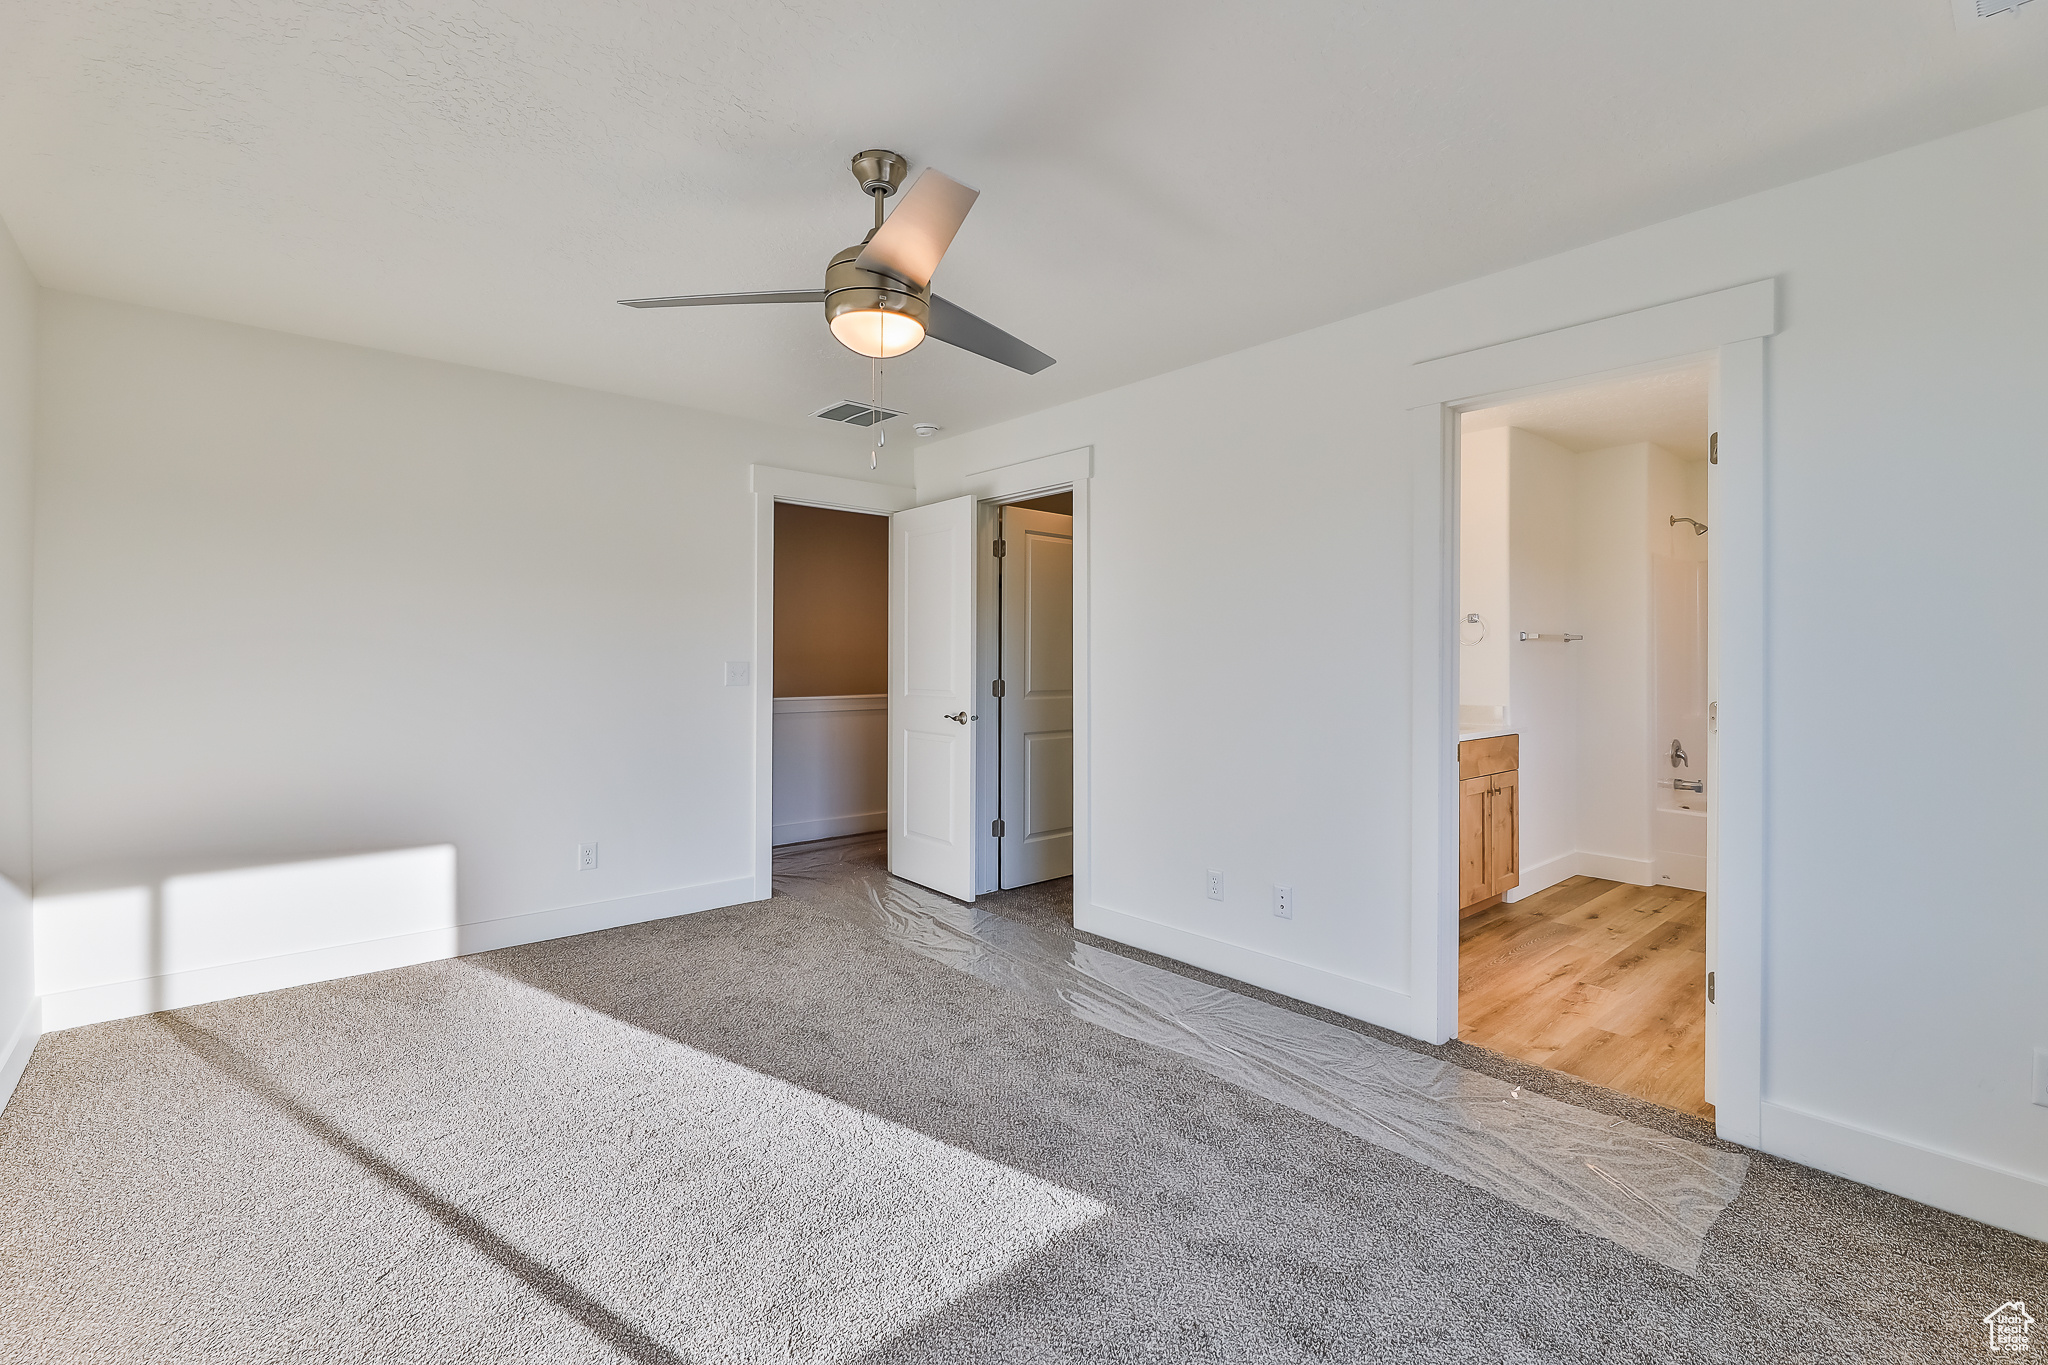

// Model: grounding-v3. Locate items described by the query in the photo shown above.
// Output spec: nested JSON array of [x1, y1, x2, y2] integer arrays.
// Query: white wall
[[1455, 429, 1509, 718], [1573, 442, 1654, 882], [917, 106, 2048, 1236], [32, 294, 894, 1025], [0, 216, 35, 1107], [1505, 429, 1582, 894], [771, 696, 886, 845]]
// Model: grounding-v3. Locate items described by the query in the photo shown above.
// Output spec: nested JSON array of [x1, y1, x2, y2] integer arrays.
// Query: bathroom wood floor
[[1459, 876, 1711, 1118]]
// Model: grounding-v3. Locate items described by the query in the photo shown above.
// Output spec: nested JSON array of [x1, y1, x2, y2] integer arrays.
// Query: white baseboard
[[773, 811, 887, 846], [1761, 1099, 2048, 1242], [1504, 849, 1655, 902], [1504, 850, 1578, 902], [0, 998, 41, 1115], [39, 875, 760, 1033], [1576, 851, 1654, 885], [1077, 901, 1418, 1036]]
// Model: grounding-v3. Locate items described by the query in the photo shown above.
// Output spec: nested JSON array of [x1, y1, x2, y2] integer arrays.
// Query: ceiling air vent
[[1953, 0, 2036, 25], [812, 401, 904, 427]]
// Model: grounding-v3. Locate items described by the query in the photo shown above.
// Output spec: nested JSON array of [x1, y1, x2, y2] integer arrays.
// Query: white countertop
[[1457, 725, 1519, 743]]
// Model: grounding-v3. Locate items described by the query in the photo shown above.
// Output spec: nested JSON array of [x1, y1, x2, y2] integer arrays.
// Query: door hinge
[[1707, 971, 1716, 1004], [992, 678, 1006, 697], [991, 818, 1006, 837], [992, 538, 1006, 557], [1709, 431, 1718, 465]]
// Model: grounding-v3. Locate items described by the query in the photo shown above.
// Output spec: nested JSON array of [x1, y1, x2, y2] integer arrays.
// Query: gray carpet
[[0, 834, 2039, 1363]]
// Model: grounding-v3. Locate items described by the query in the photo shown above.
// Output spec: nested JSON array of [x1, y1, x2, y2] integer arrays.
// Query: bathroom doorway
[[1453, 364, 1716, 1117]]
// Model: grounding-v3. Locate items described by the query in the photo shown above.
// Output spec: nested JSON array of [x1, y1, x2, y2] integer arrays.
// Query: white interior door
[[888, 495, 978, 900], [998, 506, 1074, 888]]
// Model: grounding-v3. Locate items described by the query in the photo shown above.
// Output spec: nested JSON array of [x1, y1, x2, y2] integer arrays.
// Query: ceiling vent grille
[[1953, 0, 2036, 25], [812, 401, 904, 427]]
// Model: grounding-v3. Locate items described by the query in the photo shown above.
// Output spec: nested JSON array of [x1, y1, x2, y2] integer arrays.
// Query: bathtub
[[1652, 797, 1707, 892]]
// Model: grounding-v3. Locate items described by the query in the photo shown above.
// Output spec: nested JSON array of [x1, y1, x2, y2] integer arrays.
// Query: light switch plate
[[724, 661, 750, 687]]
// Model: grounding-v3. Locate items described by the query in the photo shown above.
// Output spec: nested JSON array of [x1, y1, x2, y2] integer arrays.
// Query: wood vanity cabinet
[[1458, 734, 1520, 911]]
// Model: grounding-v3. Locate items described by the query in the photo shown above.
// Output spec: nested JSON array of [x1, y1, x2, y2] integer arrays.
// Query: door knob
[[945, 712, 969, 724]]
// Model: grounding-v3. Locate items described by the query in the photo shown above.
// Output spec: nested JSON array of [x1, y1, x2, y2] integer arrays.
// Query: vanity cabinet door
[[1485, 769, 1520, 899], [1459, 776, 1491, 908]]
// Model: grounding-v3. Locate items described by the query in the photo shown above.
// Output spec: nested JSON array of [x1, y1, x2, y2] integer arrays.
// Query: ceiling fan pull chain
[[870, 353, 883, 469]]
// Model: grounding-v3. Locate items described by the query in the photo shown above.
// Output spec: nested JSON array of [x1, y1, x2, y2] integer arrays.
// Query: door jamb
[[1405, 281, 1775, 1146], [747, 466, 917, 901]]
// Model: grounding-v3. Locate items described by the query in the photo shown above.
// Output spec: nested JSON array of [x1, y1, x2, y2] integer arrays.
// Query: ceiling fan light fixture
[[828, 304, 926, 358]]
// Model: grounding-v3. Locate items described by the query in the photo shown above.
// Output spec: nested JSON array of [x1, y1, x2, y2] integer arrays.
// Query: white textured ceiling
[[3, 2, 2046, 440], [1464, 366, 1712, 459]]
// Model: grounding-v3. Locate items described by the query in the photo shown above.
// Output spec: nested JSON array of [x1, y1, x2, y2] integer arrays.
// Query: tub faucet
[[1670, 739, 1689, 768]]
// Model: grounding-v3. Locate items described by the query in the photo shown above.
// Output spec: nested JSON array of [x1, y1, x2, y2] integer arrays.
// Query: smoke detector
[[811, 400, 903, 427], [913, 423, 943, 437], [1953, 0, 2036, 25]]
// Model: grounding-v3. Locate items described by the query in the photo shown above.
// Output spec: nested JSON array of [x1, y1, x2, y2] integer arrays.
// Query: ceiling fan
[[619, 150, 1055, 375]]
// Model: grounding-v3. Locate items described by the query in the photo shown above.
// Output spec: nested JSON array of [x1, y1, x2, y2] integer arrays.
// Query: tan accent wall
[[773, 502, 888, 697]]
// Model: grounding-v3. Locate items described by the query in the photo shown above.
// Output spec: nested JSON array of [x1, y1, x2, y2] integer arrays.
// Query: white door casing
[[1404, 280, 1775, 1145], [888, 494, 979, 901], [998, 506, 1075, 888]]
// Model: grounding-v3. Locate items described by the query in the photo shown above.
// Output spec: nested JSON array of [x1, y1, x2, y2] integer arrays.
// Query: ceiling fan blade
[[854, 170, 979, 290], [619, 289, 824, 308], [926, 295, 1055, 375]]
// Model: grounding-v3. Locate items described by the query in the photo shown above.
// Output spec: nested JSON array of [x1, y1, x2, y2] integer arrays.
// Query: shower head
[[1670, 516, 1707, 536]]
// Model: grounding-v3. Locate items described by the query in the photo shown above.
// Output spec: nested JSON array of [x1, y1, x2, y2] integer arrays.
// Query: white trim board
[[1502, 850, 1655, 903], [1576, 852, 1655, 886], [774, 812, 887, 845], [918, 445, 1093, 505], [1078, 902, 1412, 1025], [772, 694, 886, 713], [749, 464, 916, 513], [0, 999, 40, 1115], [38, 875, 757, 1032], [1404, 280, 1777, 409], [1761, 1100, 2048, 1243]]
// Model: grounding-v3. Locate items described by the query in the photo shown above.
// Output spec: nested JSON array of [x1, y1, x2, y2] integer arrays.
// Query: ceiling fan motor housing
[[824, 241, 929, 339]]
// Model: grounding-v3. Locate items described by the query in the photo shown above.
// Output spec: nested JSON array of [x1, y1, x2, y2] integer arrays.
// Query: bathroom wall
[[1573, 443, 1655, 884], [1504, 428, 1582, 897], [1457, 429, 1511, 720], [1502, 434, 1691, 898]]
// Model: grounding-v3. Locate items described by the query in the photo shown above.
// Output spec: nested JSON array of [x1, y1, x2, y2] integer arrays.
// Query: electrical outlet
[[2034, 1049, 2048, 1109], [1206, 870, 1224, 902], [724, 661, 751, 687], [1273, 885, 1293, 919], [577, 842, 599, 872]]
